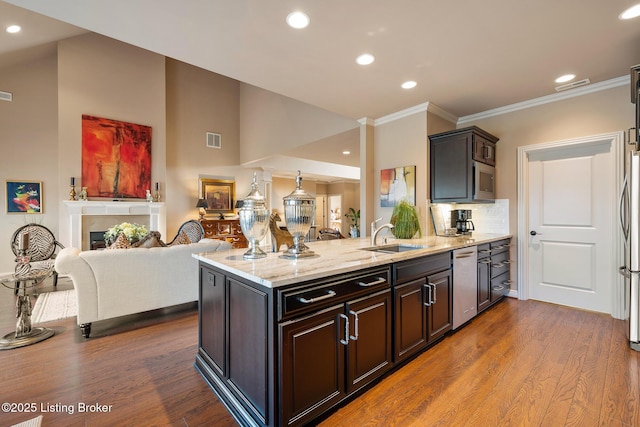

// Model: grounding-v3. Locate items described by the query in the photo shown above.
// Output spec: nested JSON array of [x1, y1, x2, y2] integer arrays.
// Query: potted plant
[[344, 208, 360, 238], [390, 200, 421, 239]]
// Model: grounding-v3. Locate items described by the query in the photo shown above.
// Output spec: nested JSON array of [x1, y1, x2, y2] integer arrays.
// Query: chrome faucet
[[371, 218, 394, 246]]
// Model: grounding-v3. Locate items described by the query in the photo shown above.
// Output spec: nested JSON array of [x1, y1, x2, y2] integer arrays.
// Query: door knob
[[530, 230, 542, 236]]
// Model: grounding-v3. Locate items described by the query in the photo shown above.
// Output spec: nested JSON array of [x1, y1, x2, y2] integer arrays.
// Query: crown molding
[[457, 75, 630, 125], [373, 101, 457, 126], [357, 117, 375, 126], [426, 103, 458, 123], [374, 102, 429, 126]]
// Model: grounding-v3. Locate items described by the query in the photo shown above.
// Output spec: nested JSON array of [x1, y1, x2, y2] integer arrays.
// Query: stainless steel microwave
[[474, 161, 495, 201]]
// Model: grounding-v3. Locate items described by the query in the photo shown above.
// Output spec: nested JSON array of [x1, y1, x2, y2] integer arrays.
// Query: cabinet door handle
[[492, 285, 505, 291], [349, 310, 359, 341], [502, 280, 514, 286], [357, 277, 387, 287], [297, 290, 336, 304], [339, 313, 349, 345], [429, 283, 437, 304], [479, 249, 492, 254], [480, 259, 492, 264], [492, 263, 504, 268], [423, 283, 432, 307]]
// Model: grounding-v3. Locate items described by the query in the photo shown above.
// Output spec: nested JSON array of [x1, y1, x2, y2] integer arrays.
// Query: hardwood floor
[[1, 278, 638, 426]]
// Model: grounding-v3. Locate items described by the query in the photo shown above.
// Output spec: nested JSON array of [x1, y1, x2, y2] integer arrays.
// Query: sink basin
[[360, 244, 424, 254]]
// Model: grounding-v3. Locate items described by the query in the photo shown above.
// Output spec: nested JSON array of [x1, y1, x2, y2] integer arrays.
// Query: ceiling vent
[[0, 90, 13, 102], [206, 132, 221, 149], [555, 78, 591, 92]]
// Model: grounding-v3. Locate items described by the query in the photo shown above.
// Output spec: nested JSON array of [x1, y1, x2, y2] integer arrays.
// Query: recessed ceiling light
[[554, 74, 576, 84], [356, 54, 375, 65], [620, 4, 640, 19], [286, 11, 309, 29], [401, 81, 417, 89], [342, 150, 351, 155], [6, 25, 21, 34]]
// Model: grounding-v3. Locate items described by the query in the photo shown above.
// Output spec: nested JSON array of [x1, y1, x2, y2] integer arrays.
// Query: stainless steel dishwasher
[[453, 246, 478, 329]]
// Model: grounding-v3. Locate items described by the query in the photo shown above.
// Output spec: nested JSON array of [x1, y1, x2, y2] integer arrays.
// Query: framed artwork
[[82, 115, 152, 199], [200, 178, 235, 214], [6, 181, 43, 214], [380, 165, 416, 207]]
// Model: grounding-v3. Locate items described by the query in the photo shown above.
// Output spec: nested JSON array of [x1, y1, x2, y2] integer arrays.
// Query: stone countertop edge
[[193, 233, 512, 289]]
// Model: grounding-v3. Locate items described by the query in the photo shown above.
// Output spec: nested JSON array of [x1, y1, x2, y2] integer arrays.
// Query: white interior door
[[527, 139, 616, 313]]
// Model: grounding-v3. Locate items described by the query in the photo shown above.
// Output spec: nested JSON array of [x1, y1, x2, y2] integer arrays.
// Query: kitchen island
[[194, 233, 511, 427]]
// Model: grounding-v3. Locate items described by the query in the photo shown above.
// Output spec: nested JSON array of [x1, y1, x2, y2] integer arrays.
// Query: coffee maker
[[450, 209, 475, 235]]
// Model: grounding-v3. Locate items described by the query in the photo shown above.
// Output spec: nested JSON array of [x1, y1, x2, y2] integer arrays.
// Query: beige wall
[[57, 33, 167, 250], [166, 58, 253, 233], [374, 112, 428, 235], [239, 84, 359, 165], [0, 47, 59, 272]]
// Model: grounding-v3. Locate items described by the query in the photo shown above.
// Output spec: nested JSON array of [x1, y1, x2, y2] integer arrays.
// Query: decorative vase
[[282, 171, 316, 258], [238, 173, 269, 259]]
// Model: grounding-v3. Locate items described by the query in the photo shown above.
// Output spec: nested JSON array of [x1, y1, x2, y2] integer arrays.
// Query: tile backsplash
[[428, 199, 509, 235]]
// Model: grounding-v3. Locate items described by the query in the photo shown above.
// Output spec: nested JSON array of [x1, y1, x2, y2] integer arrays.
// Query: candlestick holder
[[69, 185, 76, 201], [153, 190, 161, 202]]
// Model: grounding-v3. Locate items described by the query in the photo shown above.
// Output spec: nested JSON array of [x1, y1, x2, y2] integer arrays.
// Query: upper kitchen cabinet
[[429, 126, 499, 203]]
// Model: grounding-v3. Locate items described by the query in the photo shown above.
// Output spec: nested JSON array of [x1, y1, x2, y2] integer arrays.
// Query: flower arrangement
[[104, 222, 149, 245]]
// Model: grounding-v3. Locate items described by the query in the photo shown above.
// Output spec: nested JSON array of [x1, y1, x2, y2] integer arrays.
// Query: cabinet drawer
[[491, 272, 511, 300], [477, 243, 491, 259], [490, 239, 511, 255], [279, 268, 391, 320], [394, 252, 450, 284], [491, 251, 510, 278]]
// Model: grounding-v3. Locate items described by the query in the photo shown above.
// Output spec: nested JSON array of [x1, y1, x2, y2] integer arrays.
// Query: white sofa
[[54, 238, 231, 337]]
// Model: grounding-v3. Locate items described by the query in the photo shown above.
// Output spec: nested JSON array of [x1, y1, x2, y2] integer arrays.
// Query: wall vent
[[206, 132, 222, 149], [555, 78, 591, 92], [0, 90, 13, 102]]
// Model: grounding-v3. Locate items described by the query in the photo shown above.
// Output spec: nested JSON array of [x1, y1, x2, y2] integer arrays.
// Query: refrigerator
[[621, 64, 640, 351]]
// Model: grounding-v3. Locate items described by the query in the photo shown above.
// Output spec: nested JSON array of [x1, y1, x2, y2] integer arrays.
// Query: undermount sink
[[360, 244, 425, 254]]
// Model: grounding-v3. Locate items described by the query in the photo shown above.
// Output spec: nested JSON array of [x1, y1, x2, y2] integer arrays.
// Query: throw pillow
[[132, 231, 166, 248], [169, 230, 192, 246], [109, 233, 131, 249]]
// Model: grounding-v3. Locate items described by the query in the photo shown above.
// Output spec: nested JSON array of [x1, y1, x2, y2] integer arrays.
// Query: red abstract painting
[[82, 115, 152, 199]]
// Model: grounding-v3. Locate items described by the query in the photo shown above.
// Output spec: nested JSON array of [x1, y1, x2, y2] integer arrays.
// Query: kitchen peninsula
[[193, 234, 511, 427]]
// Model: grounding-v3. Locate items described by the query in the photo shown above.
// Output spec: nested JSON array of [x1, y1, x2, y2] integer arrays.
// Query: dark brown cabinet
[[279, 271, 392, 426], [201, 218, 248, 248], [199, 267, 226, 376], [426, 269, 453, 343], [477, 238, 512, 313], [197, 263, 392, 427], [197, 264, 271, 426], [197, 242, 507, 427], [393, 252, 452, 363], [429, 126, 499, 203]]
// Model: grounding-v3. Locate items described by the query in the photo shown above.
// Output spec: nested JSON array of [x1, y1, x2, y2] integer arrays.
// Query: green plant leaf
[[390, 200, 421, 239]]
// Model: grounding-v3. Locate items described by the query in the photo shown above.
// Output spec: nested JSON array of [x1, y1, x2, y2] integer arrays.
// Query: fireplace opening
[[90, 231, 107, 250]]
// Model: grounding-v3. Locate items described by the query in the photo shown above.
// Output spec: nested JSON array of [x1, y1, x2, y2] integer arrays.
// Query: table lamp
[[196, 199, 208, 220]]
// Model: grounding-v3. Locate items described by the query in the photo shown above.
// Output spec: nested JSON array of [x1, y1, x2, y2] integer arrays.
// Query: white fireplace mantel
[[63, 201, 166, 249]]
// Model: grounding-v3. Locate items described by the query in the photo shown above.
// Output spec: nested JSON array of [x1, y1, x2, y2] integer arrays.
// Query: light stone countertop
[[193, 233, 511, 289]]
